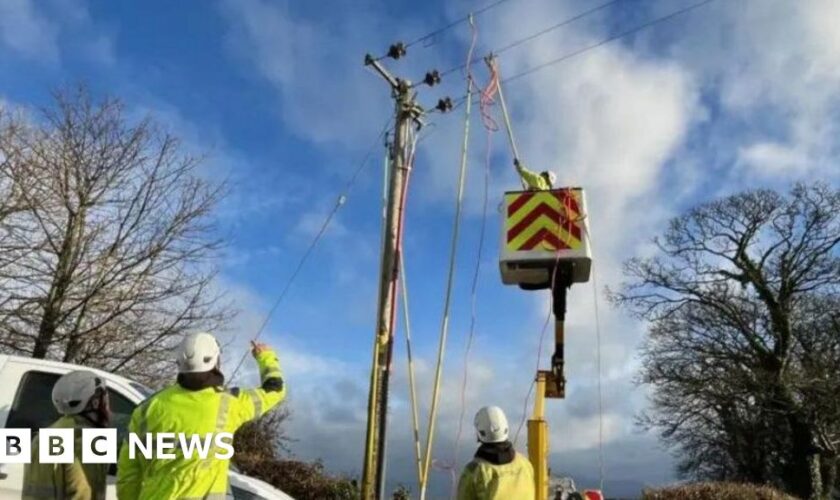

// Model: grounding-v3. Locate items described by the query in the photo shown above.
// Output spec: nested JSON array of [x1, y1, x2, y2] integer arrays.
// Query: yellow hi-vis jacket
[[515, 162, 550, 191], [116, 349, 286, 500], [457, 451, 535, 500], [22, 415, 108, 500]]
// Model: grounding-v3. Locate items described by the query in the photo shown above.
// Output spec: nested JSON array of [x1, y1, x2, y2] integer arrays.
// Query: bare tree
[[234, 407, 294, 459], [0, 107, 39, 286], [0, 88, 230, 383], [611, 183, 840, 499]]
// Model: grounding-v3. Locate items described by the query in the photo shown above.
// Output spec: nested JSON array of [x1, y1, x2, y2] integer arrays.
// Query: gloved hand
[[251, 341, 270, 357]]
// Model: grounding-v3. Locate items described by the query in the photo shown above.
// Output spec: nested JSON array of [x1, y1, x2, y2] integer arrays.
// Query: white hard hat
[[52, 370, 106, 415], [177, 332, 221, 373], [474, 406, 509, 443]]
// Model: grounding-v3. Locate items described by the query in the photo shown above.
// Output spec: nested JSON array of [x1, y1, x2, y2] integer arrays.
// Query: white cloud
[[0, 0, 59, 61], [50, 0, 116, 65], [214, 0, 840, 495], [219, 0, 392, 148], [468, 2, 701, 479], [216, 0, 701, 493], [216, 280, 356, 385], [0, 0, 115, 66], [217, 266, 667, 496], [737, 141, 809, 176], [669, 0, 840, 181]]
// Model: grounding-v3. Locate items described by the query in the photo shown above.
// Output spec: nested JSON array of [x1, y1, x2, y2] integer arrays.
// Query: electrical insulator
[[387, 42, 407, 60], [423, 70, 441, 87]]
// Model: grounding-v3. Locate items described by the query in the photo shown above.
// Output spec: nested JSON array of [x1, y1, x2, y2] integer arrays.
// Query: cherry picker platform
[[499, 186, 593, 499]]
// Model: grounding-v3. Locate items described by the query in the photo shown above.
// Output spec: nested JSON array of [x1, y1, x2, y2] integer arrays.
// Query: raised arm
[[514, 159, 549, 190], [229, 342, 287, 429]]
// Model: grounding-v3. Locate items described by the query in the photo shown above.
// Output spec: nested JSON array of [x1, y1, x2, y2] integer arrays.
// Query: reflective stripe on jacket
[[457, 452, 535, 500], [22, 415, 108, 500], [116, 349, 286, 500]]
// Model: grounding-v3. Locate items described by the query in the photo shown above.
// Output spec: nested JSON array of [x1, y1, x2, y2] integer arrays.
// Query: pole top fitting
[[396, 78, 412, 94]]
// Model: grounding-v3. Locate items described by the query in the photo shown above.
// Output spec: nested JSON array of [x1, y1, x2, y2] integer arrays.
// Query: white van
[[0, 354, 293, 499]]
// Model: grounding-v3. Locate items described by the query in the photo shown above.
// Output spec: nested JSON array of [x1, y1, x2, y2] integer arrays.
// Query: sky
[[1, 0, 839, 497]]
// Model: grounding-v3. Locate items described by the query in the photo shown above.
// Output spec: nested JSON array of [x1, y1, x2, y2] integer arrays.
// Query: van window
[[108, 388, 135, 438], [129, 381, 154, 399], [5, 370, 137, 436], [6, 371, 60, 431]]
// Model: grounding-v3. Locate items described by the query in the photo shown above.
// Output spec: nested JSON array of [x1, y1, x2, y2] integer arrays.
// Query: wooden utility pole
[[361, 53, 423, 500]]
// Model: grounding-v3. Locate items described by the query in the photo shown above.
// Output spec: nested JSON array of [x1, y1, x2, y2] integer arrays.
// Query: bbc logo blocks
[[2, 428, 118, 463]]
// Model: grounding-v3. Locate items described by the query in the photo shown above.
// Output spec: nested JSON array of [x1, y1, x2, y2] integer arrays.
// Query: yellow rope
[[400, 250, 424, 491]]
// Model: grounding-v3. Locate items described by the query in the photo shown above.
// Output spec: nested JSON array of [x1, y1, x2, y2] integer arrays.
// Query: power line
[[503, 0, 714, 84], [226, 116, 393, 385], [498, 0, 620, 56], [445, 0, 714, 107], [406, 0, 516, 49], [441, 0, 620, 77]]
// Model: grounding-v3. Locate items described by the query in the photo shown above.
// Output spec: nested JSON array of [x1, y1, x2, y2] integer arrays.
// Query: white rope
[[395, 127, 424, 492], [419, 16, 476, 500], [493, 61, 519, 162], [399, 256, 424, 493], [489, 57, 528, 191], [453, 79, 492, 471]]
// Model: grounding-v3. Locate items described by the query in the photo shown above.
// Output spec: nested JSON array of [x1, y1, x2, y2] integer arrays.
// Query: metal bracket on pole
[[365, 54, 400, 90], [405, 100, 425, 131]]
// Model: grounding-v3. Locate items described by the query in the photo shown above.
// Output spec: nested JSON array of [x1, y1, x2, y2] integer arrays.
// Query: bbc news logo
[[1, 429, 234, 463]]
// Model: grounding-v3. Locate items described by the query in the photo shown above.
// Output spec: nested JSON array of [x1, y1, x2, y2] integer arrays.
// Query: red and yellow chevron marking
[[505, 189, 584, 252]]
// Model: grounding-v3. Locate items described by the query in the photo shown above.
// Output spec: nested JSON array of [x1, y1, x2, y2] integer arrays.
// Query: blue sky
[[2, 0, 839, 497]]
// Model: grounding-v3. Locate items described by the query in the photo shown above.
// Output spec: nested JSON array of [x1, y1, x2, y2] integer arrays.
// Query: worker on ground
[[457, 406, 536, 500], [23, 371, 111, 500], [117, 333, 286, 499], [515, 158, 556, 191]]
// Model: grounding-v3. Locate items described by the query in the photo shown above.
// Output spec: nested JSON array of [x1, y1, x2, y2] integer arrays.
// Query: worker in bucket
[[515, 158, 556, 191], [23, 371, 111, 500], [457, 406, 536, 500], [117, 333, 286, 499]]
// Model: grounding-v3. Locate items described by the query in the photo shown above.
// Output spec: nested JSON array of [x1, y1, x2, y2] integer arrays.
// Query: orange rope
[[479, 58, 500, 132]]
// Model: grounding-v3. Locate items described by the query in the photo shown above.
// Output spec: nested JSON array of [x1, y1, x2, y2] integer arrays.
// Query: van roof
[[0, 354, 150, 398]]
